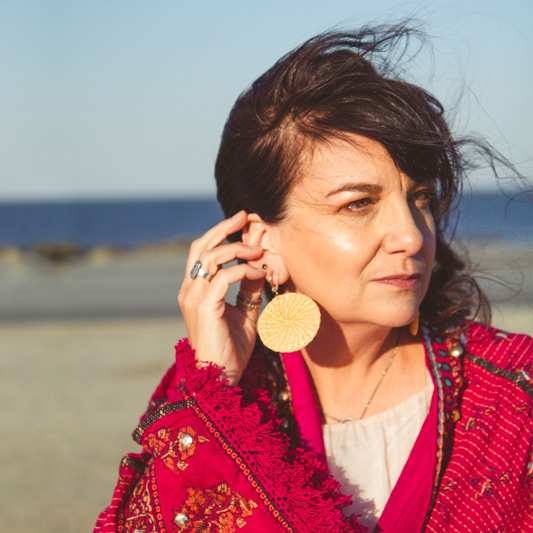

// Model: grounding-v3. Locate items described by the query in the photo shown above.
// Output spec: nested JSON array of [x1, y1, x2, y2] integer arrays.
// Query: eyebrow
[[326, 183, 383, 197]]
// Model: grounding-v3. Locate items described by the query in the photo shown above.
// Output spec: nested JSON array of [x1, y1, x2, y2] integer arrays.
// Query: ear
[[242, 213, 290, 286]]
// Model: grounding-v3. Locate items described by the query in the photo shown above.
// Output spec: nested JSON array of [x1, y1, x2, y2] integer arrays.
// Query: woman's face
[[266, 134, 436, 329]]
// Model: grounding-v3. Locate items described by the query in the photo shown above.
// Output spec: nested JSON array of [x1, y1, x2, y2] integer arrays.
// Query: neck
[[302, 313, 398, 373], [300, 314, 417, 422]]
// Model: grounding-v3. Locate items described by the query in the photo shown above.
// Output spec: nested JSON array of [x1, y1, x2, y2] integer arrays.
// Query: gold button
[[450, 346, 464, 358]]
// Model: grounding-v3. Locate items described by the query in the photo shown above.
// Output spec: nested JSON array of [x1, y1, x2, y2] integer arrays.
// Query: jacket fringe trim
[[173, 338, 367, 532]]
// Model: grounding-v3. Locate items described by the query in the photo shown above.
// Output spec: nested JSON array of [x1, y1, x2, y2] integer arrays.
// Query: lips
[[373, 273, 422, 289]]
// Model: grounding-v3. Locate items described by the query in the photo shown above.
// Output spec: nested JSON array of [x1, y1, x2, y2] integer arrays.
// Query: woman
[[95, 26, 532, 532]]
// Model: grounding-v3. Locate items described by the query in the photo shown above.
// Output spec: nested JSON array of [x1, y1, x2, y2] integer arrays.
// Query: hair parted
[[215, 23, 498, 330]]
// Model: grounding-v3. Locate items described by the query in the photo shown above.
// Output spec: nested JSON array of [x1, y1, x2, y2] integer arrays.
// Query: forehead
[[290, 134, 410, 198]]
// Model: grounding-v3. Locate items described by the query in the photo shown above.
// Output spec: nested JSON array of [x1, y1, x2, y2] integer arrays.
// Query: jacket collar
[[281, 324, 467, 507]]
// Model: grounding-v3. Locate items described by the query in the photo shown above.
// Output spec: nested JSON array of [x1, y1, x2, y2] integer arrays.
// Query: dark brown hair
[[215, 24, 496, 329]]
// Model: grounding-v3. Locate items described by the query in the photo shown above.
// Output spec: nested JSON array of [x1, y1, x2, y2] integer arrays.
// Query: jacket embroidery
[[120, 458, 165, 533], [172, 482, 257, 532], [143, 425, 209, 474]]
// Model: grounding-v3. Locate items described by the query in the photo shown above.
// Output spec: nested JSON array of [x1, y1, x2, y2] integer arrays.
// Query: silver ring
[[197, 267, 210, 279], [190, 260, 210, 280]]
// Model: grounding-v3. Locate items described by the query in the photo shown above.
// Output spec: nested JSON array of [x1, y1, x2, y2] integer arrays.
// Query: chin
[[368, 306, 419, 330], [334, 312, 416, 331], [319, 296, 420, 329]]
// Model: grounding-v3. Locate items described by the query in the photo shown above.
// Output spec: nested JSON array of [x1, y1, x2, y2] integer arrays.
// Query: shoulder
[[428, 323, 533, 531], [425, 321, 532, 399], [464, 321, 533, 372], [454, 322, 533, 401]]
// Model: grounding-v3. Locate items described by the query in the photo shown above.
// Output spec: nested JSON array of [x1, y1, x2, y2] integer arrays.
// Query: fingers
[[180, 262, 266, 318], [201, 264, 266, 306], [188, 242, 264, 282], [238, 266, 267, 306], [179, 211, 267, 322], [186, 211, 248, 271], [180, 246, 265, 302]]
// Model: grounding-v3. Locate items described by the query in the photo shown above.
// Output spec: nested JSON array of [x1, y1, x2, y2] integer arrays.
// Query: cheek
[[283, 225, 371, 285], [327, 232, 374, 269], [300, 228, 373, 285]]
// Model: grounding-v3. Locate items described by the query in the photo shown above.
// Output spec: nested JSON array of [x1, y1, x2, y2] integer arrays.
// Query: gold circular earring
[[257, 273, 321, 353]]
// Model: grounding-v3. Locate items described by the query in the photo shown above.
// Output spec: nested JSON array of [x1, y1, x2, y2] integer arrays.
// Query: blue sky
[[0, 0, 531, 200]]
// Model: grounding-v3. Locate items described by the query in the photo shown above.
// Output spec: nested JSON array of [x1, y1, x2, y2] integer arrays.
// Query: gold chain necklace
[[322, 331, 401, 423]]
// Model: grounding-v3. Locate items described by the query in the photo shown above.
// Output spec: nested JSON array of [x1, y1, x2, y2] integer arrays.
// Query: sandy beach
[[0, 242, 531, 532]]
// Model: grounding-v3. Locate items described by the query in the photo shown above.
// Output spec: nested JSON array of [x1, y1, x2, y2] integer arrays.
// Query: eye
[[343, 197, 373, 211], [411, 188, 434, 205]]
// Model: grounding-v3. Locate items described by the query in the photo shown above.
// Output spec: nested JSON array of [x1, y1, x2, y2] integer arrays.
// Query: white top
[[322, 372, 434, 530]]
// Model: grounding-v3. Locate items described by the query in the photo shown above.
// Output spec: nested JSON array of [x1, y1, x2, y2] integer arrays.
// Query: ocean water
[[0, 192, 531, 249], [0, 198, 225, 249]]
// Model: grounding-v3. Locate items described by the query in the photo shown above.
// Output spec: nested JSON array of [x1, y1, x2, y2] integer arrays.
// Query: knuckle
[[189, 238, 202, 254], [178, 292, 194, 311], [197, 250, 209, 263]]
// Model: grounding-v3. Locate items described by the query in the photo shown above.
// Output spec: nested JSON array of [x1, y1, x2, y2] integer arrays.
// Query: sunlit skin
[[254, 134, 437, 418], [267, 135, 436, 330]]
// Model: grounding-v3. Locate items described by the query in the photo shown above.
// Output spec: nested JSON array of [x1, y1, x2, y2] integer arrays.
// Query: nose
[[382, 205, 425, 257]]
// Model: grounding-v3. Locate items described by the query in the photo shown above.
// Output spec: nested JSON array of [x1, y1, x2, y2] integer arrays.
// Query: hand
[[177, 211, 267, 385]]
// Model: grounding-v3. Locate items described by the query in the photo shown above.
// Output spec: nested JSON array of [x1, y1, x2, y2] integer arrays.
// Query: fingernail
[[231, 210, 245, 220]]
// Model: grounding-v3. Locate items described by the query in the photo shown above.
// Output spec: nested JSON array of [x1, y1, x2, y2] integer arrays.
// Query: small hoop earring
[[267, 271, 279, 295], [271, 280, 279, 297]]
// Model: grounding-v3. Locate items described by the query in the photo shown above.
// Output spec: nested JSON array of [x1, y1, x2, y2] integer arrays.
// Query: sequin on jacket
[[94, 323, 533, 532]]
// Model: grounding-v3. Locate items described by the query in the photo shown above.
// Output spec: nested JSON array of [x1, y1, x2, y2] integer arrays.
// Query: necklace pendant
[[339, 417, 357, 424]]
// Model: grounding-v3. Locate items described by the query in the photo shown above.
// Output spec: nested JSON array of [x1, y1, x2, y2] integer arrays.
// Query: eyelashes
[[343, 197, 373, 211], [340, 188, 435, 213], [412, 189, 434, 203]]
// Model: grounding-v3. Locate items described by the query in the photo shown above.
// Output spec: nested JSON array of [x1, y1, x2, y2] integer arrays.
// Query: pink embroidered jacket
[[94, 323, 533, 532]]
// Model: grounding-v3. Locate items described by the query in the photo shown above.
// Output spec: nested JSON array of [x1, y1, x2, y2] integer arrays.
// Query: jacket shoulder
[[465, 322, 532, 370]]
